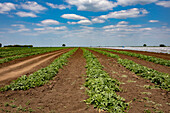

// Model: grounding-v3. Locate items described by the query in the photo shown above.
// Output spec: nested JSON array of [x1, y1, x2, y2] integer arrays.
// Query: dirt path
[[0, 48, 98, 113], [0, 49, 71, 87], [104, 50, 170, 74], [111, 49, 170, 60], [90, 50, 170, 113], [0, 49, 69, 68]]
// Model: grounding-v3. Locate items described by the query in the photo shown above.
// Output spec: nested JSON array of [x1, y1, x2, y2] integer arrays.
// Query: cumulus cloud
[[149, 20, 159, 23], [16, 11, 37, 17], [103, 21, 143, 32], [0, 2, 16, 14], [20, 1, 47, 13], [118, 21, 129, 25], [46, 2, 71, 10], [99, 8, 148, 19], [34, 26, 67, 31], [68, 19, 92, 25], [61, 14, 87, 20], [91, 18, 105, 23], [37, 19, 60, 26], [156, 1, 170, 7], [66, 0, 116, 11], [11, 24, 30, 32], [116, 0, 158, 6]]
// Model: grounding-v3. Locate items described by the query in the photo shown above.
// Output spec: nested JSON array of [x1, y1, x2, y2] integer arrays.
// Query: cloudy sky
[[0, 0, 170, 47]]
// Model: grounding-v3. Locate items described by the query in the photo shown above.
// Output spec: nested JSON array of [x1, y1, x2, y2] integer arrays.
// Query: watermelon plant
[[0, 47, 68, 64], [100, 48, 170, 67], [0, 48, 77, 91], [90, 48, 170, 91], [82, 48, 129, 113]]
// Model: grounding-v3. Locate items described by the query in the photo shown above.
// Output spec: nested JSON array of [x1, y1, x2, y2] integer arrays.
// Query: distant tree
[[160, 44, 166, 47], [143, 44, 147, 47], [0, 43, 2, 47], [62, 44, 66, 47]]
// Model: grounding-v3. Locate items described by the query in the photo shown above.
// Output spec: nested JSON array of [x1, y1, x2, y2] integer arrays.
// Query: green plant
[[0, 48, 77, 91], [82, 48, 128, 113]]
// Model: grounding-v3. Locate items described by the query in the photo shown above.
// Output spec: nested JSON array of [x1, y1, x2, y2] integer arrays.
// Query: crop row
[[82, 48, 128, 113], [0, 48, 48, 58], [89, 48, 170, 91], [0, 48, 77, 91], [0, 47, 67, 64], [100, 48, 170, 67]]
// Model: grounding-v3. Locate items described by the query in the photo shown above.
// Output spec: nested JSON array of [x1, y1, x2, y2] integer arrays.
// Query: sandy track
[[0, 48, 71, 83]]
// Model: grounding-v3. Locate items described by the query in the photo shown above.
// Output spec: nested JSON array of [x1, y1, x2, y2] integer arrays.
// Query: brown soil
[[111, 49, 170, 60], [0, 48, 98, 113], [0, 49, 72, 87], [89, 50, 170, 113], [0, 49, 68, 68], [103, 50, 170, 74]]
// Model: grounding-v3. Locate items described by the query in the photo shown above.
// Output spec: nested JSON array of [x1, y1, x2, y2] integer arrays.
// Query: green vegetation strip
[[89, 48, 170, 91], [0, 48, 77, 91], [82, 48, 128, 113], [0, 47, 67, 64], [100, 48, 170, 67]]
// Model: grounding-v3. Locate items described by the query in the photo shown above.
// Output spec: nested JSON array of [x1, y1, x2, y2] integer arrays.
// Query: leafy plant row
[[0, 48, 46, 58], [0, 48, 77, 91], [89, 48, 170, 91], [0, 47, 67, 64], [118, 59, 170, 91], [82, 48, 128, 113], [100, 48, 170, 67]]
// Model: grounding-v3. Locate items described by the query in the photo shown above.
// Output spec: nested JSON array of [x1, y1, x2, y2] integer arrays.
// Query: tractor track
[[0, 48, 72, 86]]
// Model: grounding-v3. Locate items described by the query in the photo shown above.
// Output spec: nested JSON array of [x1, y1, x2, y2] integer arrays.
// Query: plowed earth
[[0, 48, 72, 87], [110, 48, 170, 60], [89, 49, 170, 113], [102, 49, 170, 74], [0, 48, 169, 113]]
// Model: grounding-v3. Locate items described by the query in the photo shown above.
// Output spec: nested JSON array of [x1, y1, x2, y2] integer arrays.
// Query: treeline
[[4, 45, 33, 47]]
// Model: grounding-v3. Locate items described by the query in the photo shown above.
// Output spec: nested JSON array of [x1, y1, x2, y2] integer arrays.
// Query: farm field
[[103, 47, 170, 54], [0, 47, 169, 113]]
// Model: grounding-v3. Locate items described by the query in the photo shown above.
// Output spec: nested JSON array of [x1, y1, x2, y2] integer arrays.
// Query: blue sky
[[0, 0, 170, 47]]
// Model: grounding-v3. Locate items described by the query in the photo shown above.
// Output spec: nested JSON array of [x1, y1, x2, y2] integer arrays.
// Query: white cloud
[[0, 2, 16, 14], [156, 1, 170, 7], [68, 19, 92, 25], [16, 11, 37, 17], [37, 19, 60, 26], [18, 28, 30, 32], [118, 21, 129, 25], [149, 20, 159, 23], [99, 8, 148, 19], [46, 2, 71, 10], [34, 26, 67, 31], [34, 28, 45, 31], [11, 24, 30, 32], [61, 14, 87, 20], [66, 0, 116, 11], [103, 21, 143, 33], [140, 28, 152, 31], [21, 1, 47, 13], [91, 18, 105, 23], [116, 0, 158, 6]]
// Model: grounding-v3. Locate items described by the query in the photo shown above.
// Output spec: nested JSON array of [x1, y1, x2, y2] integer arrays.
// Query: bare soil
[[0, 48, 98, 113], [112, 49, 170, 60], [0, 48, 169, 113], [90, 50, 170, 113], [103, 50, 170, 74], [0, 49, 72, 87]]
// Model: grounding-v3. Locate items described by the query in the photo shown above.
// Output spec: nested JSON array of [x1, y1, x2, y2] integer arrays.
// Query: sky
[[0, 0, 170, 47]]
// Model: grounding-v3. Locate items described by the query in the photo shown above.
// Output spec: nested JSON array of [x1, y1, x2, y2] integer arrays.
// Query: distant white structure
[[103, 47, 170, 54]]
